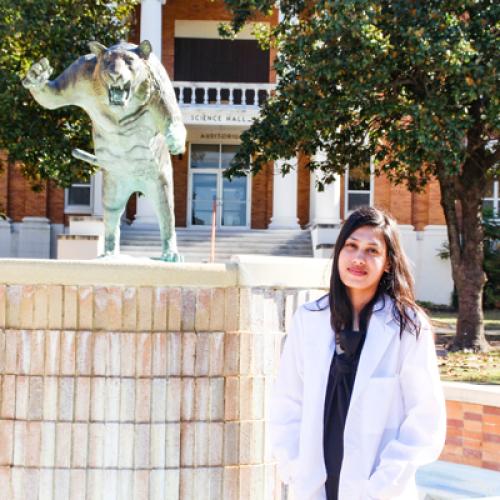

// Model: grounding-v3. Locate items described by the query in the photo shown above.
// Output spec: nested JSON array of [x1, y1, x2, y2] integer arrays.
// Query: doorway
[[188, 144, 250, 229]]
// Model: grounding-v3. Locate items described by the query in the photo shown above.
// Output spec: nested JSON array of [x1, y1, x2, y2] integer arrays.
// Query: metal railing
[[173, 81, 275, 107]]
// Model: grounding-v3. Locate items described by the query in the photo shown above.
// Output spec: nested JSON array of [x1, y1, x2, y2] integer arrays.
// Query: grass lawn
[[428, 311, 500, 384], [430, 309, 500, 331], [437, 350, 500, 384]]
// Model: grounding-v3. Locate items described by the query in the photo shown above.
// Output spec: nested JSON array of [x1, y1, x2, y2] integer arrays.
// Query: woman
[[269, 206, 446, 500]]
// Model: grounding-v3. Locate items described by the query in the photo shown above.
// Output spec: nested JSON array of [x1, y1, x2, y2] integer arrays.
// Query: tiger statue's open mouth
[[108, 81, 132, 106]]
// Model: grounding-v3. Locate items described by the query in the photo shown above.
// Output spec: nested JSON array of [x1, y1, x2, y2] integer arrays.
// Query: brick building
[[0, 0, 460, 303]]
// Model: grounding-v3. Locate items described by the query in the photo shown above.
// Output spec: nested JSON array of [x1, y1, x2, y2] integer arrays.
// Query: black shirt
[[323, 328, 366, 500]]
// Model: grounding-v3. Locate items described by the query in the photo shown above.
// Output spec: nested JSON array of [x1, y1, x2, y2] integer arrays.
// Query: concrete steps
[[120, 226, 313, 262]]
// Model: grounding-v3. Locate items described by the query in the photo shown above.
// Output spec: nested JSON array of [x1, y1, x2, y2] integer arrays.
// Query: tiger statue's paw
[[22, 58, 53, 89], [152, 252, 184, 263]]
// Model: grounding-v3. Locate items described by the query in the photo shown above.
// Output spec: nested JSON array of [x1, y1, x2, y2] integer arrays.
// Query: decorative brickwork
[[441, 400, 500, 472]]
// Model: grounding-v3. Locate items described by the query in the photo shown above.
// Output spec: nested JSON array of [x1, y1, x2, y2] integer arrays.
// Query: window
[[483, 179, 499, 218], [174, 38, 269, 84], [65, 180, 92, 214], [345, 156, 374, 214]]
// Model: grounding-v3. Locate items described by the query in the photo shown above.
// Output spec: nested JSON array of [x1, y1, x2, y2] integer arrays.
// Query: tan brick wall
[[442, 400, 500, 472], [0, 281, 329, 499], [0, 274, 499, 499]]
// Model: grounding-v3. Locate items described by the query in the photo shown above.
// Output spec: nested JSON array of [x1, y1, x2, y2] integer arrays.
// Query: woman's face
[[338, 225, 389, 296]]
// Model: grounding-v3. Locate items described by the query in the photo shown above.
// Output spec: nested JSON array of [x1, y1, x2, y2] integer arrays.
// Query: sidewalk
[[417, 460, 500, 499]]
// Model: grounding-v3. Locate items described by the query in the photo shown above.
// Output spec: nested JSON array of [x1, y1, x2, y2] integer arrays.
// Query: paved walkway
[[417, 460, 500, 499]]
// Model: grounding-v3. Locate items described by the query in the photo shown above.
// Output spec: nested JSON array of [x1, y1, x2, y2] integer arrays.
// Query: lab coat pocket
[[360, 376, 400, 434]]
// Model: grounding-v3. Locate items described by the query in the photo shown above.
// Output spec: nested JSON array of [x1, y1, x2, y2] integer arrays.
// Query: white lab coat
[[269, 295, 446, 500]]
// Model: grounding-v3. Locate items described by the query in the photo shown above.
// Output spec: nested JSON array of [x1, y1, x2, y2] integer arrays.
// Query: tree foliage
[[223, 0, 499, 350], [223, 0, 498, 186], [0, 0, 139, 189]]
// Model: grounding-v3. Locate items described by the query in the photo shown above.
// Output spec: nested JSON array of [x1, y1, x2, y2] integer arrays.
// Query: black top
[[323, 328, 366, 500]]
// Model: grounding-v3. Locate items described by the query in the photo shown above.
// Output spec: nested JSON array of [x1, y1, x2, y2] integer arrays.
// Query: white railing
[[173, 81, 275, 107]]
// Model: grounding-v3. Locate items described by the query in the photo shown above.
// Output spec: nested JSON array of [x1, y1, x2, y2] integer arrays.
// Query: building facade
[[0, 0, 462, 304]]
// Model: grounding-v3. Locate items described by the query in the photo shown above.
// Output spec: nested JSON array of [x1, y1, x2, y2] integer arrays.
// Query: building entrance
[[188, 144, 250, 228]]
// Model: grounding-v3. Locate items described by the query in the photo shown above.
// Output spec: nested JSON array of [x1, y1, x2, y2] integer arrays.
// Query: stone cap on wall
[[443, 381, 500, 408], [0, 254, 332, 289]]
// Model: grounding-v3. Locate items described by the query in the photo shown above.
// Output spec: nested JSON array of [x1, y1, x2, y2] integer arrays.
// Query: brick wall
[[373, 173, 413, 224], [47, 182, 65, 225], [0, 152, 8, 215], [251, 162, 273, 229], [7, 163, 49, 222], [441, 400, 500, 472], [297, 153, 310, 227], [173, 151, 189, 227], [0, 260, 498, 498], [373, 173, 445, 228]]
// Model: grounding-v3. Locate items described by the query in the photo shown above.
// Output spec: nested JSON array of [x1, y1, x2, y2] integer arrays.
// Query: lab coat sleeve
[[268, 307, 305, 485], [366, 319, 447, 500]]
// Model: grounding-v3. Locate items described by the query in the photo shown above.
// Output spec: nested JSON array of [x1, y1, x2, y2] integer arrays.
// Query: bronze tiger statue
[[23, 40, 186, 262]]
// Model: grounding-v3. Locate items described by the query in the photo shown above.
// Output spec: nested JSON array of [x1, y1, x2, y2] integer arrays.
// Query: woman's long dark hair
[[329, 206, 423, 336]]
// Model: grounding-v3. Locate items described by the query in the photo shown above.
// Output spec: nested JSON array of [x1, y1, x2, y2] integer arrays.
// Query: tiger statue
[[22, 40, 186, 262]]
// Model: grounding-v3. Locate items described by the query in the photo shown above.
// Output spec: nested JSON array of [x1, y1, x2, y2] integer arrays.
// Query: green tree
[[222, 0, 499, 351], [0, 0, 139, 189]]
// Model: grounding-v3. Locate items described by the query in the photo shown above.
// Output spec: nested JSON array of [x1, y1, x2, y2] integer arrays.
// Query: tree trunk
[[437, 167, 489, 352]]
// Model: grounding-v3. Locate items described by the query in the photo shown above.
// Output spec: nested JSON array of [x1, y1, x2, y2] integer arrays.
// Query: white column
[[134, 0, 166, 226], [309, 149, 341, 225], [140, 0, 165, 59], [269, 157, 300, 229]]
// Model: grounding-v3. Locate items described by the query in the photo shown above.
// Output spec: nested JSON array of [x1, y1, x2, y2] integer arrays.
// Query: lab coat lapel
[[350, 297, 396, 406]]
